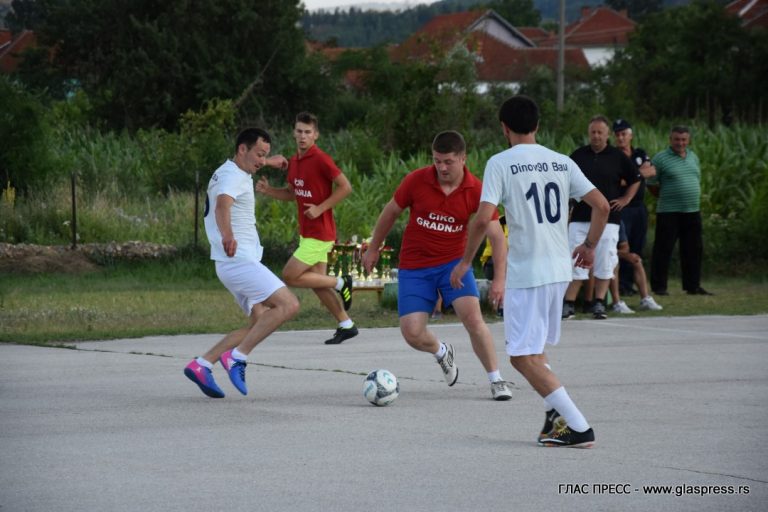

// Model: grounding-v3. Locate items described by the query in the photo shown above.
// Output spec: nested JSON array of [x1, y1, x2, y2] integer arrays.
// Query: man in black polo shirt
[[562, 115, 640, 319]]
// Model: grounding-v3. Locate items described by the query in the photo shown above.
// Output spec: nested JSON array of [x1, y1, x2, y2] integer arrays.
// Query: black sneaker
[[592, 301, 607, 320], [539, 426, 595, 448], [324, 325, 359, 345], [562, 302, 575, 320], [337, 274, 353, 311], [538, 409, 566, 442], [686, 287, 714, 296]]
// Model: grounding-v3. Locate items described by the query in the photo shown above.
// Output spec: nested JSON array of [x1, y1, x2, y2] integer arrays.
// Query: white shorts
[[569, 222, 619, 280], [504, 282, 568, 356], [215, 260, 286, 315]]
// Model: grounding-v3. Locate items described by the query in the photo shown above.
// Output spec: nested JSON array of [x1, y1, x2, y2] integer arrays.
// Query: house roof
[[0, 29, 37, 73], [726, 0, 768, 29], [473, 32, 589, 82], [538, 6, 636, 47], [392, 9, 534, 62], [516, 26, 551, 45]]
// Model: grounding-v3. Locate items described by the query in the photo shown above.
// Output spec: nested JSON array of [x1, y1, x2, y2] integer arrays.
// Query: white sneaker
[[611, 300, 635, 314], [639, 296, 663, 311], [437, 344, 458, 386], [490, 380, 512, 401]]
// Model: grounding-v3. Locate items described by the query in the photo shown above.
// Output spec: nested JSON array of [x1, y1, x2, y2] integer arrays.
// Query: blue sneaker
[[184, 360, 225, 398], [220, 349, 248, 395]]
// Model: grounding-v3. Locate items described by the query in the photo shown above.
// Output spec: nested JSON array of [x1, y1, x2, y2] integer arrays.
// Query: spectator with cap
[[612, 118, 656, 297]]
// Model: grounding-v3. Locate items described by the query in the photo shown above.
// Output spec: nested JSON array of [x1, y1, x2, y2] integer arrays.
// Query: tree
[[605, 0, 768, 125], [486, 0, 541, 26], [604, 0, 663, 21], [0, 76, 56, 193], [11, 0, 332, 130]]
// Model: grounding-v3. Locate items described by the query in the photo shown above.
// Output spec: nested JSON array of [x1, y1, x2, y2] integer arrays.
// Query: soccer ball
[[363, 369, 399, 406]]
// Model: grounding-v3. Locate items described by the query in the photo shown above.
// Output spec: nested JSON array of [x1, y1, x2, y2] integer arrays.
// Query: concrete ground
[[1, 315, 766, 512]]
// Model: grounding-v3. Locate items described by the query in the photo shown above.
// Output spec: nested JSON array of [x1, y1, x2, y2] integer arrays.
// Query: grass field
[[1, 258, 766, 346]]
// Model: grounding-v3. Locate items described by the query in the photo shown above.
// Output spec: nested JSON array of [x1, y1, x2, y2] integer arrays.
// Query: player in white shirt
[[450, 95, 610, 447], [184, 128, 300, 398]]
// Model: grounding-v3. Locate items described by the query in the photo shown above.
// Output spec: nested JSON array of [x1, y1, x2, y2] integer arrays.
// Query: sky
[[302, 0, 435, 12]]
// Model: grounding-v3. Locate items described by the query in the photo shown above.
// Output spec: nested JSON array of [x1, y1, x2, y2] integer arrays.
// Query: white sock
[[487, 370, 502, 383], [434, 342, 447, 360], [196, 357, 213, 369], [544, 387, 589, 432], [339, 319, 354, 329], [231, 348, 247, 361], [335, 277, 344, 291]]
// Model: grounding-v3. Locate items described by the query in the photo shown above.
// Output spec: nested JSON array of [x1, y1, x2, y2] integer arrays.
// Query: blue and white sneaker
[[220, 349, 248, 395], [184, 360, 225, 398]]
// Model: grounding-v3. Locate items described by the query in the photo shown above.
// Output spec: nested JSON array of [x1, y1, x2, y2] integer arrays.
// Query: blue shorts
[[397, 258, 479, 316]]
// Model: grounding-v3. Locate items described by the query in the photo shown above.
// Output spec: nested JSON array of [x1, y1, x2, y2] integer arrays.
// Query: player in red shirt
[[362, 131, 513, 400], [257, 112, 357, 345]]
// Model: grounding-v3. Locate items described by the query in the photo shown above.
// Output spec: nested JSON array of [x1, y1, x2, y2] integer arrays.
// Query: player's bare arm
[[214, 194, 237, 257], [485, 218, 507, 307], [450, 201, 496, 289], [256, 176, 295, 201], [265, 155, 289, 170], [304, 173, 353, 220], [362, 199, 403, 274]]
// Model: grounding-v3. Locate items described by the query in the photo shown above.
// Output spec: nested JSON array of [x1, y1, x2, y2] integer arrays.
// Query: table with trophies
[[326, 237, 397, 302]]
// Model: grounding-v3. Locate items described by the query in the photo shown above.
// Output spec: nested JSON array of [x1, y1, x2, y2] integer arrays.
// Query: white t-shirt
[[481, 143, 595, 289], [204, 160, 263, 263]]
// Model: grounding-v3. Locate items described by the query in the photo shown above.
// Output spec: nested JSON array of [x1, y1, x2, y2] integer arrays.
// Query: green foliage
[[0, 76, 57, 193], [486, 0, 542, 26], [607, 0, 768, 124], [360, 45, 484, 154], [604, 0, 664, 20], [15, 0, 318, 130]]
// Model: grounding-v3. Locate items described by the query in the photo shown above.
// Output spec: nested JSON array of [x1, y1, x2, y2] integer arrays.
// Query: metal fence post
[[194, 170, 200, 248], [70, 171, 78, 249]]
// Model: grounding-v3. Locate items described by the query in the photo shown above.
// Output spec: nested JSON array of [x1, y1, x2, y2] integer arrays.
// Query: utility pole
[[557, 0, 566, 113]]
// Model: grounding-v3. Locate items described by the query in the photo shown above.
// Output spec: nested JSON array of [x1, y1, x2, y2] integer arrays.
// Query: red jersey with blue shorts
[[287, 145, 342, 242], [394, 165, 497, 270]]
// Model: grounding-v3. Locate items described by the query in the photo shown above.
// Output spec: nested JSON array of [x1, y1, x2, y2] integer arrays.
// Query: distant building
[[533, 6, 637, 67], [726, 0, 768, 29], [391, 10, 590, 92], [0, 29, 37, 74]]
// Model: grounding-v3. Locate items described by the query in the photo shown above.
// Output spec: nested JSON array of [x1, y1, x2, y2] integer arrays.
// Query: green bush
[[0, 77, 57, 193]]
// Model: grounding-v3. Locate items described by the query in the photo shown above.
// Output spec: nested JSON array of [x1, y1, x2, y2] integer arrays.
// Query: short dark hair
[[589, 115, 611, 129], [296, 111, 319, 129], [432, 131, 466, 154], [235, 128, 271, 153], [498, 95, 539, 134], [671, 125, 690, 135]]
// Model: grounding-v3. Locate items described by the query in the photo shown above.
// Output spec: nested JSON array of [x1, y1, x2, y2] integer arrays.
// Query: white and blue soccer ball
[[363, 369, 399, 406]]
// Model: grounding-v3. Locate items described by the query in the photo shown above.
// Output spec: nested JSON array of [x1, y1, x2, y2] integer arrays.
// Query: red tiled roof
[[392, 10, 486, 61], [0, 29, 12, 47], [517, 27, 551, 44], [0, 30, 37, 74], [726, 0, 768, 28], [539, 6, 635, 47], [473, 33, 589, 82]]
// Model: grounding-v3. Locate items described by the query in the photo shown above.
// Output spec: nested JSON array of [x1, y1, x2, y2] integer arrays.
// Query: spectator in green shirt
[[647, 126, 712, 296]]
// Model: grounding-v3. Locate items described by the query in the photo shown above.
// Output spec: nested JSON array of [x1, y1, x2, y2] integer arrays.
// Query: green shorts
[[293, 237, 334, 266]]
